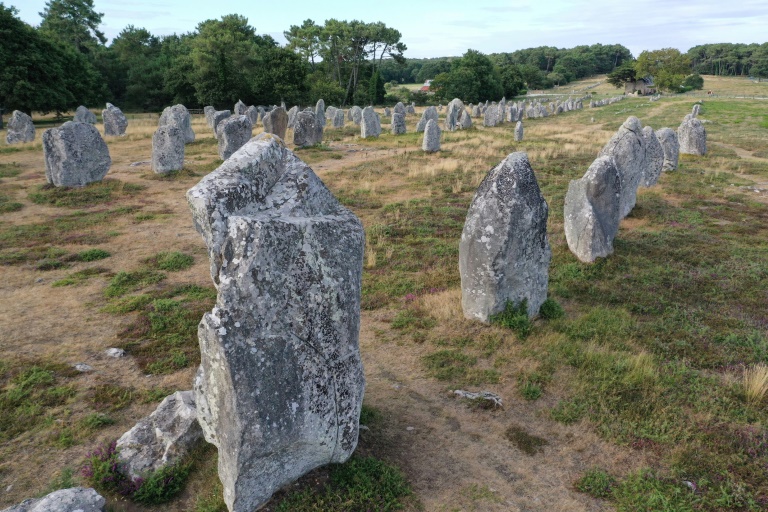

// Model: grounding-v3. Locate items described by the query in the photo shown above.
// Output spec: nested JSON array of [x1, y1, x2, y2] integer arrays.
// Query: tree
[[430, 50, 502, 103], [38, 0, 106, 54], [283, 19, 321, 71], [607, 62, 637, 88], [681, 73, 704, 91], [368, 70, 385, 105], [635, 48, 690, 92]]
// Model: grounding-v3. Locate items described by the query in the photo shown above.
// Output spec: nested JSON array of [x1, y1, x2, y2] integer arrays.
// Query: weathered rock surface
[[102, 103, 128, 136], [691, 103, 701, 117], [217, 115, 253, 160], [212, 110, 231, 139], [514, 121, 524, 142], [1, 487, 105, 512], [245, 106, 259, 126], [152, 124, 185, 174], [394, 102, 406, 116], [416, 106, 438, 133], [678, 116, 706, 155], [406, 103, 416, 115], [422, 119, 441, 152], [73, 106, 97, 124], [116, 391, 203, 480], [598, 116, 645, 218], [315, 99, 326, 127], [350, 106, 363, 125], [186, 134, 365, 512], [655, 127, 679, 171], [42, 122, 111, 187], [459, 152, 551, 321], [293, 111, 323, 147], [159, 104, 195, 143], [6, 111, 35, 144], [459, 110, 472, 129], [234, 100, 247, 116], [445, 98, 465, 131], [564, 156, 621, 263], [204, 106, 216, 127], [287, 106, 299, 129], [483, 105, 500, 127], [332, 109, 345, 128], [360, 106, 381, 138], [263, 107, 288, 140], [391, 112, 406, 135], [641, 126, 664, 187]]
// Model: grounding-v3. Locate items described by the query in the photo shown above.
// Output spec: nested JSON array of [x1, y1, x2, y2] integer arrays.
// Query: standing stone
[[315, 99, 326, 128], [445, 98, 466, 132], [655, 127, 679, 171], [293, 111, 322, 147], [459, 152, 551, 321], [204, 106, 216, 127], [391, 112, 406, 135], [416, 106, 438, 133], [102, 103, 128, 136], [263, 107, 288, 140], [472, 104, 481, 118], [598, 116, 646, 219], [245, 106, 259, 126], [460, 110, 473, 129], [1, 488, 105, 512], [678, 116, 706, 156], [73, 106, 97, 124], [360, 106, 381, 138], [287, 106, 299, 129], [257, 107, 266, 123], [159, 104, 195, 143], [422, 119, 441, 153], [498, 98, 506, 124], [332, 109, 345, 128], [514, 121, 524, 142], [326, 106, 337, 122], [152, 125, 185, 174], [116, 391, 203, 480], [641, 126, 664, 187], [483, 105, 500, 127], [187, 134, 365, 512], [42, 122, 111, 187], [212, 110, 231, 139], [5, 110, 35, 144], [384, 107, 391, 117], [234, 100, 247, 116], [564, 156, 621, 263], [217, 115, 253, 160], [406, 104, 416, 115], [691, 104, 701, 117], [394, 102, 406, 116], [350, 106, 363, 125]]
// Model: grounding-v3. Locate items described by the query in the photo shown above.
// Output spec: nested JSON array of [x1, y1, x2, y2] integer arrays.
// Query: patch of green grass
[[0, 162, 22, 178], [143, 168, 199, 180], [43, 468, 77, 495], [550, 399, 587, 425], [422, 350, 499, 386], [504, 424, 548, 455], [539, 298, 565, 319], [0, 192, 22, 213], [490, 299, 532, 339], [28, 179, 145, 208], [575, 468, 617, 500], [101, 294, 153, 313], [75, 248, 110, 261], [104, 269, 166, 298], [90, 384, 136, 412], [147, 251, 194, 271], [80, 413, 115, 430], [52, 267, 108, 287]]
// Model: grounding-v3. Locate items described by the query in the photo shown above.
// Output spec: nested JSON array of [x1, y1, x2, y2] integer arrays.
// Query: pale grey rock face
[[102, 103, 128, 136], [42, 122, 111, 187], [293, 111, 323, 147], [1, 487, 105, 512], [394, 102, 406, 116], [74, 106, 97, 124], [416, 106, 438, 133], [234, 100, 247, 116], [326, 106, 337, 122], [498, 98, 506, 123], [655, 127, 679, 171], [445, 98, 465, 131], [460, 110, 473, 129], [263, 107, 288, 140], [483, 105, 500, 127], [159, 104, 195, 143], [245, 106, 259, 126], [315, 99, 326, 127], [333, 109, 345, 128], [6, 110, 35, 144], [691, 103, 701, 117], [564, 156, 621, 263], [212, 110, 231, 139], [257, 106, 265, 122], [152, 124, 185, 174], [186, 134, 365, 512], [204, 106, 216, 127], [406, 104, 416, 115], [512, 121, 523, 142], [217, 115, 253, 160], [641, 126, 664, 187], [391, 112, 406, 135], [383, 107, 391, 117], [287, 106, 299, 129], [350, 106, 363, 125], [422, 119, 441, 152], [598, 116, 646, 219], [472, 104, 481, 118], [116, 391, 203, 480], [678, 116, 706, 156], [360, 106, 381, 138], [459, 152, 551, 321]]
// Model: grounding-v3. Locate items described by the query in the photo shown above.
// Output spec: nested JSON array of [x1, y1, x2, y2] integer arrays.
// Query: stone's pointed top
[[74, 106, 97, 124], [159, 104, 194, 143], [622, 116, 642, 132], [656, 127, 679, 171]]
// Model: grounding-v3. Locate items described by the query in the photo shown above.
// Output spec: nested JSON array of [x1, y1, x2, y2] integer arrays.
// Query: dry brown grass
[[743, 363, 768, 405]]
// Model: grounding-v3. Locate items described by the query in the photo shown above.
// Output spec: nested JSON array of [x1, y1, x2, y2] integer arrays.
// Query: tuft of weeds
[[422, 350, 499, 386], [104, 269, 166, 298], [74, 248, 110, 261], [79, 413, 115, 431], [90, 384, 136, 412], [575, 467, 617, 500], [489, 299, 532, 339], [146, 251, 194, 271], [0, 162, 22, 178], [52, 267, 108, 287], [28, 179, 145, 207], [742, 363, 768, 405], [504, 424, 548, 455], [539, 298, 565, 319], [0, 192, 22, 213]]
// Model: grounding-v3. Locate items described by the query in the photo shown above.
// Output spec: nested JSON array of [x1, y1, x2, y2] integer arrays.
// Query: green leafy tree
[[681, 73, 704, 90], [636, 48, 691, 92], [431, 49, 502, 103], [38, 0, 106, 54], [283, 19, 322, 71], [607, 62, 637, 88], [369, 70, 385, 105]]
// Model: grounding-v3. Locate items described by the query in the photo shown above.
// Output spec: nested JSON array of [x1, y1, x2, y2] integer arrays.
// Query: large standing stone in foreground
[[445, 98, 465, 131], [416, 106, 438, 132], [217, 115, 252, 160], [234, 100, 247, 116], [564, 156, 621, 263], [159, 104, 195, 143], [42, 122, 111, 187], [514, 121, 524, 142], [360, 106, 381, 138], [116, 391, 203, 479], [641, 126, 664, 187], [598, 116, 646, 219], [1, 488, 105, 512], [187, 134, 365, 512], [293, 111, 322, 147], [391, 112, 406, 135], [152, 124, 185, 174], [6, 111, 35, 144], [263, 107, 288, 139], [422, 119, 441, 152], [102, 103, 128, 136], [459, 152, 551, 321], [655, 127, 679, 171], [678, 116, 706, 156], [212, 111, 231, 139], [73, 106, 97, 124]]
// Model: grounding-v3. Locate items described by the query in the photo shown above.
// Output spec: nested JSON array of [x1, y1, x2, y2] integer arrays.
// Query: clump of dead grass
[[743, 363, 768, 405]]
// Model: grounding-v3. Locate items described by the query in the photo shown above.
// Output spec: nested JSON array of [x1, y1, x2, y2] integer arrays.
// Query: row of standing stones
[[2, 100, 707, 512]]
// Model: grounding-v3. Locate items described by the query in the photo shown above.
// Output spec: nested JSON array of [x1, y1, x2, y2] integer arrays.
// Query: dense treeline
[[687, 43, 768, 78]]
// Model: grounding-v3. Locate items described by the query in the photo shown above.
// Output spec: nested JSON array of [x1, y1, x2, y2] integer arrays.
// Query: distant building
[[420, 79, 433, 92], [625, 76, 656, 95]]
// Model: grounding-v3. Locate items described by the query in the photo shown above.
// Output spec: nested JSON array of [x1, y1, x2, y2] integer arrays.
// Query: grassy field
[[1, 76, 767, 511]]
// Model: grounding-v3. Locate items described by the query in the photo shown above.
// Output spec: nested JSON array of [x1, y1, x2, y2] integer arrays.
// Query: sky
[[13, 0, 768, 59]]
